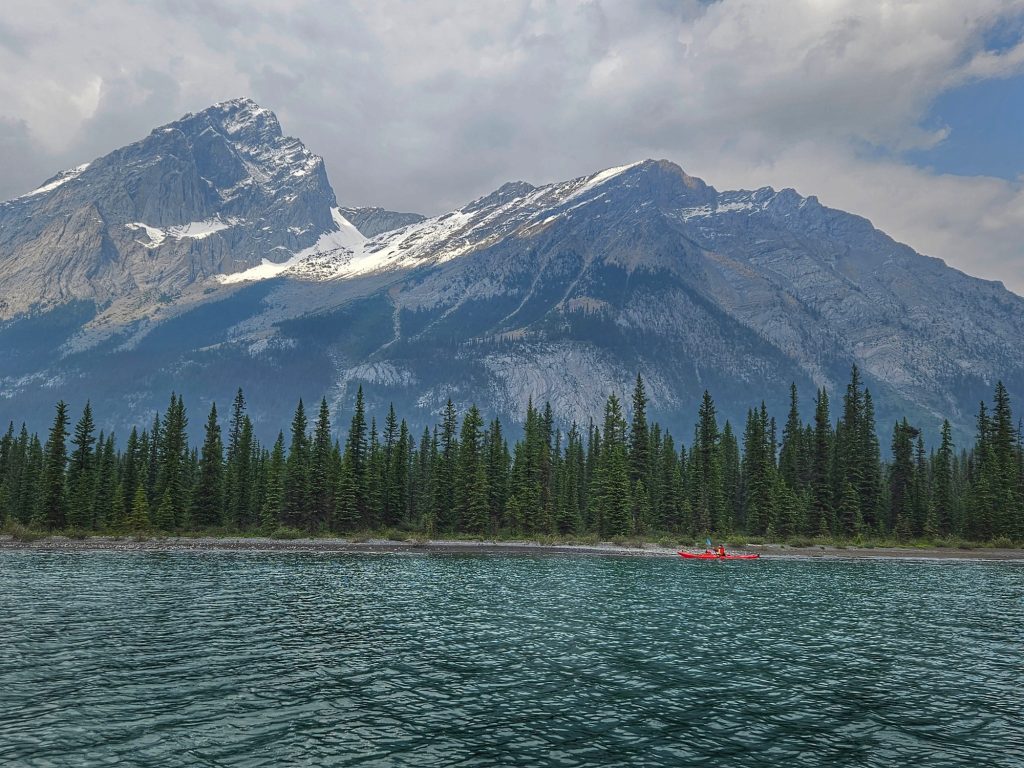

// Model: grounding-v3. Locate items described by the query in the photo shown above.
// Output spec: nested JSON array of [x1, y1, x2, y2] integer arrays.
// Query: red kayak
[[678, 551, 760, 560]]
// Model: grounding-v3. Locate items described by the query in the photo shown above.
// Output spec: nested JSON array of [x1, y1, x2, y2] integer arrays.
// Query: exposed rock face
[[1, 109, 1022, 444], [0, 98, 338, 317], [338, 207, 425, 238]]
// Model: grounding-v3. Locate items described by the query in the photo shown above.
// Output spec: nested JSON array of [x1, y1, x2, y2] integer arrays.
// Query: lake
[[0, 551, 1021, 766]]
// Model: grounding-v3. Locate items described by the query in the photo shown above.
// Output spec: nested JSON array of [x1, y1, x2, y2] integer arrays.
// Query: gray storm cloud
[[2, 0, 1024, 293]]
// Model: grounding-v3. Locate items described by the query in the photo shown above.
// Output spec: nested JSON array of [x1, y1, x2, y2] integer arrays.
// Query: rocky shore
[[1, 535, 1022, 561]]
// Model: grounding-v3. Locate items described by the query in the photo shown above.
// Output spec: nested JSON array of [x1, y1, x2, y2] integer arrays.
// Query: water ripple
[[1, 553, 1022, 766]]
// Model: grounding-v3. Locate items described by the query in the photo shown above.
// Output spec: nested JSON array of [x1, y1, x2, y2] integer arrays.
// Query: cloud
[[1, 0, 1023, 292]]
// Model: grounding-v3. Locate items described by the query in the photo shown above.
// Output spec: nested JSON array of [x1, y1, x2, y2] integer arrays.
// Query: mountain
[[1, 102, 1022, 445], [0, 97, 345, 319]]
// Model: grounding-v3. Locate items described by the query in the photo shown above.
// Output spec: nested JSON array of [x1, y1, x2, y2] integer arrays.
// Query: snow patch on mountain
[[126, 216, 242, 248], [169, 217, 241, 239], [218, 208, 365, 284], [21, 164, 90, 198]]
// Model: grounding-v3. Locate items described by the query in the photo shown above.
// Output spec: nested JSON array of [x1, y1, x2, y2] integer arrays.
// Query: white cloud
[[1, 0, 1023, 292]]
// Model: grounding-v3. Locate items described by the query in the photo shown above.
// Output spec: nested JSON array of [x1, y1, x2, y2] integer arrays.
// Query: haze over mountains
[[1, 98, 1021, 442]]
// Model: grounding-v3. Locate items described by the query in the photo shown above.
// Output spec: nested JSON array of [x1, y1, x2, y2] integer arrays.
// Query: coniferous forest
[[2, 367, 1022, 544]]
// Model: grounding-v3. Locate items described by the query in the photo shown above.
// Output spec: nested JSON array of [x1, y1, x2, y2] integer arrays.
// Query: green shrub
[[3, 521, 46, 542]]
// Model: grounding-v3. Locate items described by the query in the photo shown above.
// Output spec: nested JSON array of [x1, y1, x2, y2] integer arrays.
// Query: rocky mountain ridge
[[1, 101, 1021, 444]]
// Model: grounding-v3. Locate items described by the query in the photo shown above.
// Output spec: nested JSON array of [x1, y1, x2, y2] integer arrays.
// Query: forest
[[1, 366, 1022, 544]]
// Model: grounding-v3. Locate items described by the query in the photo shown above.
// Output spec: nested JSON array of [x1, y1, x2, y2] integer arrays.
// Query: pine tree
[[720, 421, 741, 530], [14, 430, 41, 525], [126, 485, 150, 532], [66, 402, 96, 530], [455, 405, 489, 533], [889, 419, 917, 538], [779, 383, 804, 491], [261, 432, 287, 531], [990, 381, 1021, 537], [838, 480, 862, 536], [629, 373, 650, 485], [344, 386, 369, 522], [192, 403, 225, 528], [434, 399, 459, 532], [810, 388, 833, 535], [486, 418, 509, 531], [932, 420, 954, 536], [309, 398, 335, 530], [596, 395, 632, 537], [92, 433, 117, 530], [741, 405, 775, 535], [691, 391, 725, 534], [283, 399, 310, 529], [152, 490, 176, 531], [36, 401, 70, 530]]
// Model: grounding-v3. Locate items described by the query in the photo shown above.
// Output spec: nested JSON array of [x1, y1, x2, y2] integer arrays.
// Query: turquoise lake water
[[0, 551, 1021, 766]]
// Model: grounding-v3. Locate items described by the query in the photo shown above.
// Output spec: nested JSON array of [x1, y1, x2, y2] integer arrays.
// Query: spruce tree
[[629, 373, 650, 485], [36, 401, 70, 530], [344, 386, 369, 521], [434, 399, 459, 532], [889, 419, 917, 537], [932, 420, 954, 536], [283, 399, 310, 529], [92, 433, 117, 530], [126, 485, 151, 532], [779, 383, 804, 491], [309, 398, 335, 530], [691, 391, 725, 534], [192, 403, 225, 528], [486, 418, 509, 530], [455, 405, 489, 533], [262, 432, 286, 531], [810, 388, 833, 535], [66, 402, 96, 530]]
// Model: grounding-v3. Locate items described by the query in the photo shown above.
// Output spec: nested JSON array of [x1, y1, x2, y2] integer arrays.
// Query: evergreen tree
[[344, 386, 369, 521], [192, 403, 225, 528], [283, 400, 310, 529], [36, 401, 70, 529], [261, 432, 286, 531], [309, 398, 335, 530], [932, 420, 955, 536], [434, 399, 459, 532], [126, 485, 150, 532], [155, 394, 189, 531], [889, 419, 917, 539], [629, 374, 650, 485], [779, 383, 804, 491], [455, 405, 489, 533], [691, 391, 725, 533], [810, 388, 834, 534], [486, 418, 510, 530], [720, 421, 741, 530], [66, 402, 96, 529], [92, 433, 117, 530]]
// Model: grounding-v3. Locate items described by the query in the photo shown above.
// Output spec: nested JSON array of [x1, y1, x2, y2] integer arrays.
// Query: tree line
[[1, 367, 1021, 542]]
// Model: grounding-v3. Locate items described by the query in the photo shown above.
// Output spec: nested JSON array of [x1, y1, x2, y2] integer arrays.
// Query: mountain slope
[[0, 105, 1021, 444], [0, 98, 341, 318]]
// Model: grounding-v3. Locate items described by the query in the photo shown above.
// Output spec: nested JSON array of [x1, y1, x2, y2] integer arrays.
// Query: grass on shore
[[1, 519, 1020, 551]]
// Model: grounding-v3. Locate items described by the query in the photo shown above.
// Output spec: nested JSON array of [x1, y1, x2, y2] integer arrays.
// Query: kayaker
[[716, 545, 726, 557]]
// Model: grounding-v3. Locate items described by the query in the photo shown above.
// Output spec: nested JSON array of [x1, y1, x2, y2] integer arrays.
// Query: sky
[[2, 0, 1024, 294]]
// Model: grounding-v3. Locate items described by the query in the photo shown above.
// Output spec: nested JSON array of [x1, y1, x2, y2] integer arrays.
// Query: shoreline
[[1, 535, 1022, 561]]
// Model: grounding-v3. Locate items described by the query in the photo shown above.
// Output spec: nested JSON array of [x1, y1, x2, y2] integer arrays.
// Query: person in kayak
[[716, 545, 726, 557]]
